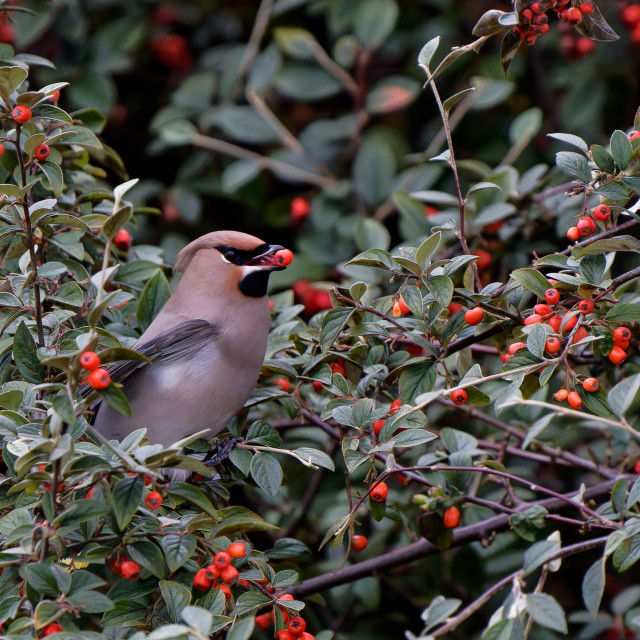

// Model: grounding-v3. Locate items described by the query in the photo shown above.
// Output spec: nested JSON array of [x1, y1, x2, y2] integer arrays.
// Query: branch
[[288, 479, 618, 598]]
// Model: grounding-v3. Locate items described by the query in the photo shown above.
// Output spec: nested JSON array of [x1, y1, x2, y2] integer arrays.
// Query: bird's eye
[[224, 249, 238, 262]]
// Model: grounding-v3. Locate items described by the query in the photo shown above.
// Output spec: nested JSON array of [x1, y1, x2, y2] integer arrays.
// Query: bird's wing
[[81, 319, 219, 398]]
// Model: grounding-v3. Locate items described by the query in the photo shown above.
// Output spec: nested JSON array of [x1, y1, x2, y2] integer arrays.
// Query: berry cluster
[[80, 350, 111, 390], [515, 1, 594, 46], [255, 594, 315, 640], [566, 204, 610, 241]]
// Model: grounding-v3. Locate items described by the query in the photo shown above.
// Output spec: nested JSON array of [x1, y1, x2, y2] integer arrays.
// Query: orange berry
[[12, 105, 31, 123], [544, 288, 560, 305], [554, 388, 569, 402], [615, 339, 630, 350], [49, 90, 60, 102], [545, 337, 561, 354], [88, 368, 111, 390], [524, 314, 543, 326], [583, 377, 599, 392], [465, 307, 484, 326], [389, 399, 401, 414], [288, 617, 306, 635], [370, 481, 388, 502], [144, 490, 162, 510], [566, 226, 580, 242], [609, 346, 627, 365], [534, 303, 553, 317], [508, 342, 526, 355], [352, 534, 368, 550], [204, 564, 220, 581], [614, 327, 631, 342], [275, 377, 291, 392], [193, 568, 212, 591], [216, 584, 232, 600], [567, 391, 583, 410], [41, 623, 64, 637], [393, 296, 411, 316], [227, 541, 247, 558], [443, 505, 461, 528], [577, 216, 596, 237], [256, 613, 272, 630], [561, 313, 577, 332], [451, 389, 468, 405], [120, 560, 141, 581]]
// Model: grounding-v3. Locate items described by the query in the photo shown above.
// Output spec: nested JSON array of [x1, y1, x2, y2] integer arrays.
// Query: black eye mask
[[215, 243, 271, 266]]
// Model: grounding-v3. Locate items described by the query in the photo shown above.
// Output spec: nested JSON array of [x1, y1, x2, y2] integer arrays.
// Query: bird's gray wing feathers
[[106, 319, 219, 384]]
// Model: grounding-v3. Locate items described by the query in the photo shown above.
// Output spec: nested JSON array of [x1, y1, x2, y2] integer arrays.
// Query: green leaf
[[526, 593, 567, 633], [590, 144, 616, 173], [273, 27, 317, 60], [167, 482, 220, 520], [128, 540, 166, 579], [575, 236, 639, 256], [294, 447, 335, 470], [509, 107, 542, 146], [20, 563, 59, 597], [181, 606, 214, 635], [607, 374, 640, 419], [416, 232, 442, 267], [510, 268, 551, 298], [610, 129, 633, 170], [99, 383, 132, 418], [580, 253, 606, 285], [211, 106, 278, 144], [0, 66, 27, 104], [427, 275, 453, 308], [582, 557, 606, 616], [160, 580, 191, 623], [606, 304, 640, 322], [67, 591, 114, 613], [443, 87, 475, 113], [399, 362, 436, 404], [38, 160, 64, 197], [320, 307, 353, 351], [548, 132, 589, 153], [136, 269, 171, 333], [13, 321, 43, 383], [523, 536, 560, 575], [346, 248, 402, 271], [274, 64, 342, 101], [112, 475, 144, 530], [366, 76, 420, 114], [250, 452, 282, 496], [102, 204, 133, 239], [354, 217, 391, 251], [354, 0, 398, 48], [209, 506, 278, 538], [227, 615, 255, 640], [353, 136, 396, 206], [161, 534, 196, 573], [418, 36, 440, 70], [555, 151, 590, 182]]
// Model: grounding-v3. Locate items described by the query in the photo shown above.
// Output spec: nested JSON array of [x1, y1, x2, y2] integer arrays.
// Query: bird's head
[[174, 230, 292, 298]]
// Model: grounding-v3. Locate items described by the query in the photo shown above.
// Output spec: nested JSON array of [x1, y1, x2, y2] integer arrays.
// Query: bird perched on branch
[[93, 230, 292, 446]]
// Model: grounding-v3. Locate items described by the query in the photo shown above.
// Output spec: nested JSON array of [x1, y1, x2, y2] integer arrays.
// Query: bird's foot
[[203, 436, 245, 467]]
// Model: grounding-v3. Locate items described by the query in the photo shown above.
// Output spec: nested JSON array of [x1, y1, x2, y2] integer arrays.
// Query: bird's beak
[[246, 244, 288, 270]]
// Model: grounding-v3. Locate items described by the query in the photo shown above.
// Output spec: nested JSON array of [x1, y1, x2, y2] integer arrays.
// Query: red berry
[[609, 346, 627, 365], [34, 144, 50, 162], [108, 556, 124, 575], [389, 399, 402, 414], [593, 204, 611, 220], [545, 337, 561, 354], [80, 351, 100, 370], [524, 314, 543, 326], [204, 564, 220, 580], [474, 249, 491, 270], [214, 551, 231, 568], [451, 389, 468, 405], [87, 487, 95, 499], [614, 327, 631, 342], [544, 288, 560, 305], [193, 568, 212, 591], [88, 368, 111, 390], [580, 2, 594, 15], [629, 131, 640, 141], [565, 6, 583, 22], [578, 299, 594, 314], [567, 391, 583, 410], [465, 307, 484, 326], [370, 481, 388, 502], [330, 360, 346, 377], [534, 304, 553, 317], [49, 90, 60, 102], [576, 217, 596, 237], [547, 314, 562, 333], [561, 312, 577, 332], [621, 4, 640, 26], [443, 505, 461, 528], [274, 248, 294, 267], [312, 380, 323, 392], [145, 490, 162, 510], [256, 613, 272, 630], [12, 105, 32, 123], [373, 419, 385, 437], [220, 564, 239, 584], [290, 197, 310, 223], [113, 228, 131, 251], [288, 617, 306, 635], [0, 142, 4, 157], [447, 302, 463, 315], [120, 559, 141, 581], [425, 205, 439, 216], [566, 226, 580, 242], [215, 583, 232, 600], [299, 634, 315, 640], [573, 326, 588, 344], [531, 2, 544, 13], [392, 296, 411, 317], [615, 339, 630, 350], [227, 541, 247, 558], [276, 631, 296, 640], [352, 534, 368, 550], [635, 461, 640, 474], [583, 377, 599, 392], [276, 377, 291, 392], [554, 388, 569, 402], [41, 623, 64, 637]]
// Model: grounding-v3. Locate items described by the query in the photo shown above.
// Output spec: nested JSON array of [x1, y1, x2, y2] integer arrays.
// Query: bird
[[93, 230, 291, 446]]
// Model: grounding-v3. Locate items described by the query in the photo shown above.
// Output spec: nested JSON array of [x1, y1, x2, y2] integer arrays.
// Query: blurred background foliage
[[7, 0, 640, 299]]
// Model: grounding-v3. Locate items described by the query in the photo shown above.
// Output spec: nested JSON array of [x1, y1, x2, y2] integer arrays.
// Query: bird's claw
[[203, 436, 245, 467]]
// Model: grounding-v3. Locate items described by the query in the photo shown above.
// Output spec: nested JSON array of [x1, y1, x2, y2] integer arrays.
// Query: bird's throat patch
[[239, 268, 270, 298]]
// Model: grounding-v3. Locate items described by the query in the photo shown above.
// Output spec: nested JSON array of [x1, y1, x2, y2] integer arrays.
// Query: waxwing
[[93, 230, 291, 446]]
